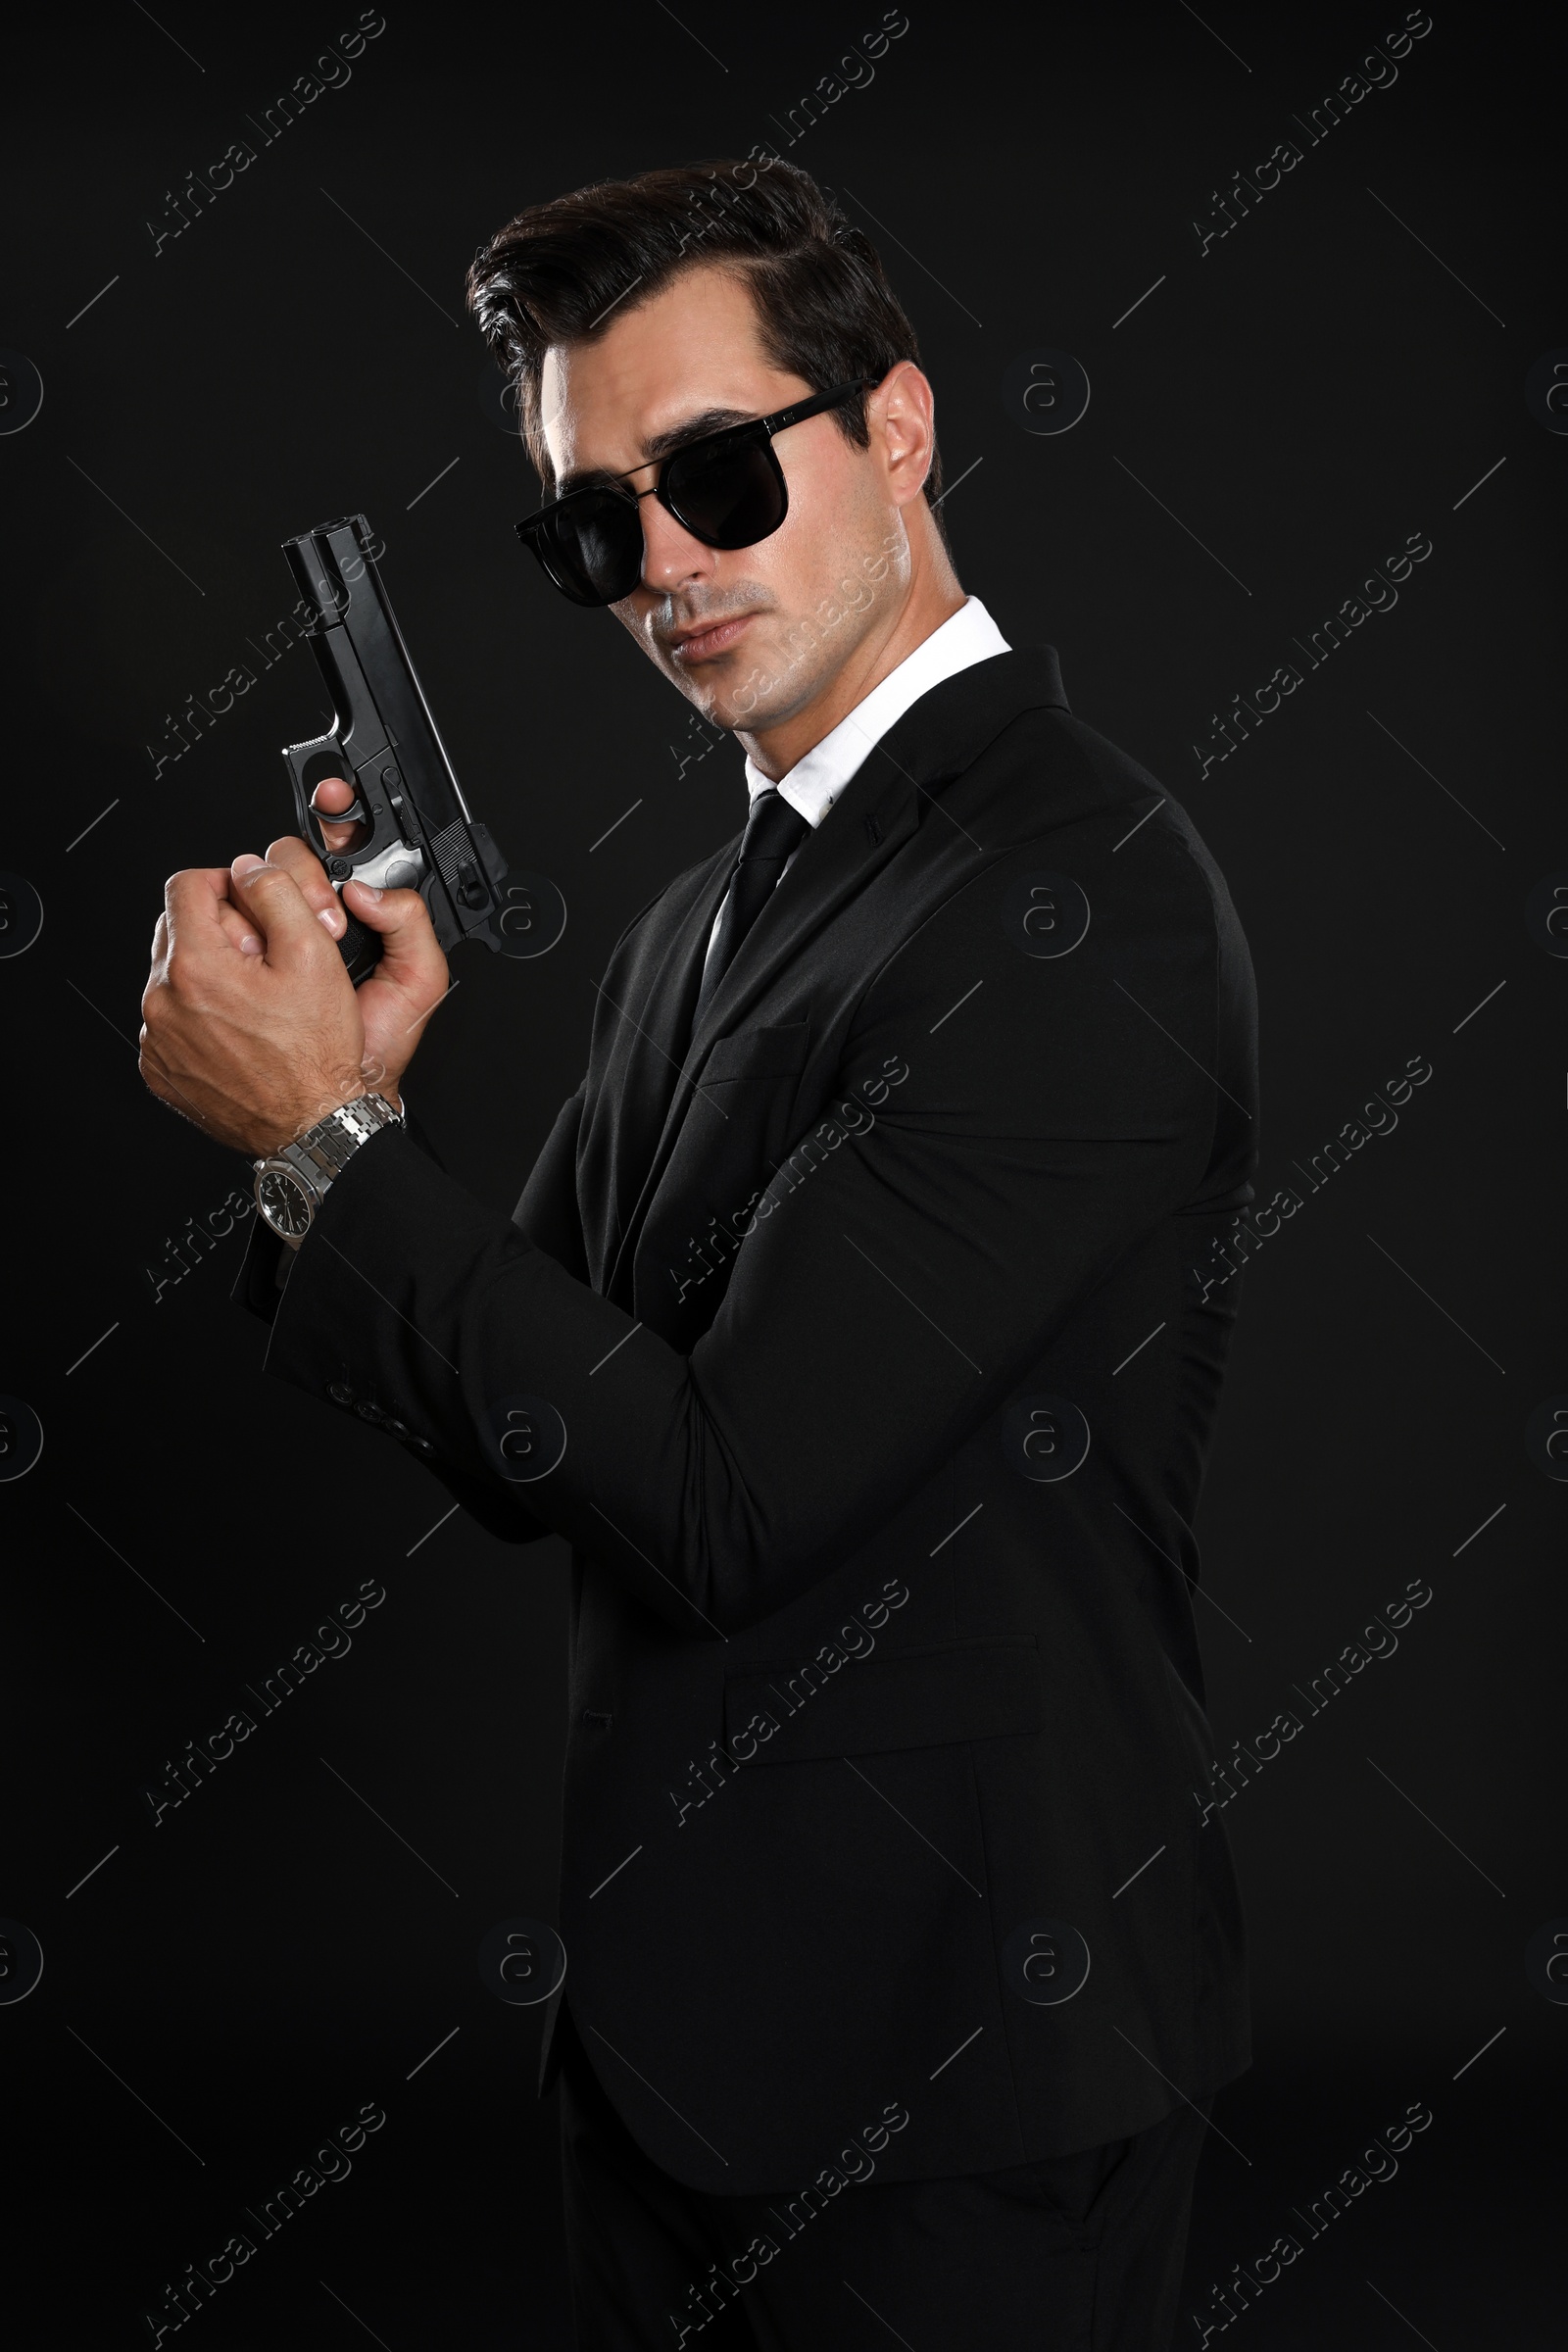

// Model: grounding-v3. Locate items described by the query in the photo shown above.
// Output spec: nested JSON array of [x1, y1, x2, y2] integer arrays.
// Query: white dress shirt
[[702, 595, 1010, 970]]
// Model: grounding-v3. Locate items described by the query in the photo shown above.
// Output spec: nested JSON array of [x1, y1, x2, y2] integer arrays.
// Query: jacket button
[[385, 1419, 410, 1440], [355, 1400, 385, 1424], [327, 1383, 355, 1406]]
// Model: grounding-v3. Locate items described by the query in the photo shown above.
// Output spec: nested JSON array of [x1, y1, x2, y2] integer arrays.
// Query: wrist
[[252, 1091, 405, 1250], [283, 1076, 402, 1149], [358, 1061, 406, 1120]]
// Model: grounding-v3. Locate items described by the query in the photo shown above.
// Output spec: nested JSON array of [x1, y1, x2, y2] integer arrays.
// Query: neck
[[738, 519, 965, 780]]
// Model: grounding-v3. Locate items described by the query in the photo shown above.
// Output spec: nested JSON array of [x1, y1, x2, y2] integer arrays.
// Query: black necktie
[[691, 787, 811, 1032]]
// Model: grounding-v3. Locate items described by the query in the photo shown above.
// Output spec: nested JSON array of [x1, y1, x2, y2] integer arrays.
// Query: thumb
[[230, 855, 338, 968], [341, 877, 448, 986]]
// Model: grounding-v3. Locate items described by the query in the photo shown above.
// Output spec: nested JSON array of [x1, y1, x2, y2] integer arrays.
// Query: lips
[[666, 612, 755, 662]]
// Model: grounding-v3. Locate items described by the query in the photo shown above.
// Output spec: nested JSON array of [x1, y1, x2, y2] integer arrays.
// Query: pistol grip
[[337, 906, 384, 986]]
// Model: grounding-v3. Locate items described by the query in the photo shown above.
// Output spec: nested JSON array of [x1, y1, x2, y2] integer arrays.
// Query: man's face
[[538, 266, 911, 735]]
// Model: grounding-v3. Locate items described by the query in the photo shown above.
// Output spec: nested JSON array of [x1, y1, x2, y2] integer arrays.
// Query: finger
[[229, 856, 343, 970], [158, 868, 239, 974], [263, 832, 347, 937], [164, 865, 243, 928], [310, 775, 368, 856], [214, 900, 266, 956]]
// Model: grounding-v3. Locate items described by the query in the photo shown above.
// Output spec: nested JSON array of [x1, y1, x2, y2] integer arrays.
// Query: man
[[139, 160, 1257, 2349]]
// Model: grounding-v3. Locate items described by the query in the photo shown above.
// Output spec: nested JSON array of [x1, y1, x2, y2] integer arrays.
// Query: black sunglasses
[[514, 378, 875, 608]]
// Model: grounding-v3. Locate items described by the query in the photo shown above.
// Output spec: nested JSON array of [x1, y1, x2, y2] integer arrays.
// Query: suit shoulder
[[969, 700, 1164, 824], [964, 705, 1243, 927]]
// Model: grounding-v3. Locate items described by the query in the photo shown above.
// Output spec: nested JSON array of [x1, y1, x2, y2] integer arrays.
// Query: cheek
[[763, 459, 877, 619], [778, 429, 864, 548]]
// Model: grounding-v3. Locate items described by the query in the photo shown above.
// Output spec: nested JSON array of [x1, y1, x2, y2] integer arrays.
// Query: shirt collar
[[742, 595, 1011, 828]]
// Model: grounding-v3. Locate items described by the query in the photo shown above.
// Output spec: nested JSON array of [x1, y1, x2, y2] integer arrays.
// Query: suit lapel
[[587, 845, 735, 1298], [688, 764, 918, 1061], [604, 754, 917, 1305], [612, 845, 734, 1101], [681, 641, 1066, 1064], [602, 649, 1071, 1302]]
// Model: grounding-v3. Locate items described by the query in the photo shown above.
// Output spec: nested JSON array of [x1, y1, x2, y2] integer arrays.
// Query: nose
[[635, 485, 717, 597]]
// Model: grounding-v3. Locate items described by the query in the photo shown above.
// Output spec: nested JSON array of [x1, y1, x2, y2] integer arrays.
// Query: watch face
[[257, 1166, 313, 1239]]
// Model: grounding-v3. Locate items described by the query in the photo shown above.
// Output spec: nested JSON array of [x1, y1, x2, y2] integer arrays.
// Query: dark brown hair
[[466, 157, 941, 503]]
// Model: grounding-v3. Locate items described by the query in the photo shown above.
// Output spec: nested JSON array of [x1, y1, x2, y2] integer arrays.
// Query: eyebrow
[[556, 405, 756, 496]]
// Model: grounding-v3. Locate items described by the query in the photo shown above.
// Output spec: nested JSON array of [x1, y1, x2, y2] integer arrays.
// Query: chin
[[718, 640, 845, 734]]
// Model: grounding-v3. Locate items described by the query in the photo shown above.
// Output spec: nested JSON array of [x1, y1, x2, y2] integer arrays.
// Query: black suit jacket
[[239, 647, 1257, 2192]]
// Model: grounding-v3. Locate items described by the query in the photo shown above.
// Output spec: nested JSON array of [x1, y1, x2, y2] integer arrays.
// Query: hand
[[138, 781, 449, 1155], [260, 777, 451, 1102]]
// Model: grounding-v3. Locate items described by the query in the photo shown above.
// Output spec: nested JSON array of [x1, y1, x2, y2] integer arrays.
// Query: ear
[[868, 362, 937, 509]]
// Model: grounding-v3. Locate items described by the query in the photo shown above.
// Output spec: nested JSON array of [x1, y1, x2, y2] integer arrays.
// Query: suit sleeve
[[256, 827, 1234, 1634], [234, 1099, 456, 1324], [239, 1086, 590, 1551]]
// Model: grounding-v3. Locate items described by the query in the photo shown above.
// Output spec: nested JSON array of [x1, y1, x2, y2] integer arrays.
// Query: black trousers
[[555, 2001, 1211, 2350]]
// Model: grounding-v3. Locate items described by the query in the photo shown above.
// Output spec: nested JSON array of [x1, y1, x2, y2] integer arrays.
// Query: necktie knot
[[737, 785, 812, 874]]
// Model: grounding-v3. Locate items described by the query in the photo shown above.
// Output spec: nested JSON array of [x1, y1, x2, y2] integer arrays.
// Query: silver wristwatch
[[252, 1092, 406, 1249]]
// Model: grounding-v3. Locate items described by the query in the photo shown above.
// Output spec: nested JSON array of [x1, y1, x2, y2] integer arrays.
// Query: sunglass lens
[[552, 490, 643, 605], [665, 435, 786, 549], [525, 429, 790, 605]]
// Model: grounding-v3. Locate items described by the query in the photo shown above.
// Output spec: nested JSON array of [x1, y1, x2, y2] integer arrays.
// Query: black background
[[2, 1, 1562, 2342]]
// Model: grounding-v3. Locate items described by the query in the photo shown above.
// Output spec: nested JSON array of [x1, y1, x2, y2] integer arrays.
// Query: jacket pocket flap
[[723, 1635, 1044, 1764]]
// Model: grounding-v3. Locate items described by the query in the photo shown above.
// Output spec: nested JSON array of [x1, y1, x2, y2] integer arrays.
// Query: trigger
[[311, 788, 368, 827]]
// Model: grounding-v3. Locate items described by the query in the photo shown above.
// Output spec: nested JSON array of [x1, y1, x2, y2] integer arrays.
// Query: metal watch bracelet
[[252, 1092, 406, 1249]]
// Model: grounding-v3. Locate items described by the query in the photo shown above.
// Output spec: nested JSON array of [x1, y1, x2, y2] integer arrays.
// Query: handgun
[[280, 513, 564, 985]]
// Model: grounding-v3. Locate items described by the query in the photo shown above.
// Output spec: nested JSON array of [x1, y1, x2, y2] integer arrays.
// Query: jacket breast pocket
[[723, 1635, 1045, 1764], [635, 1018, 813, 1341], [695, 1017, 813, 1096], [660, 1015, 813, 1233]]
